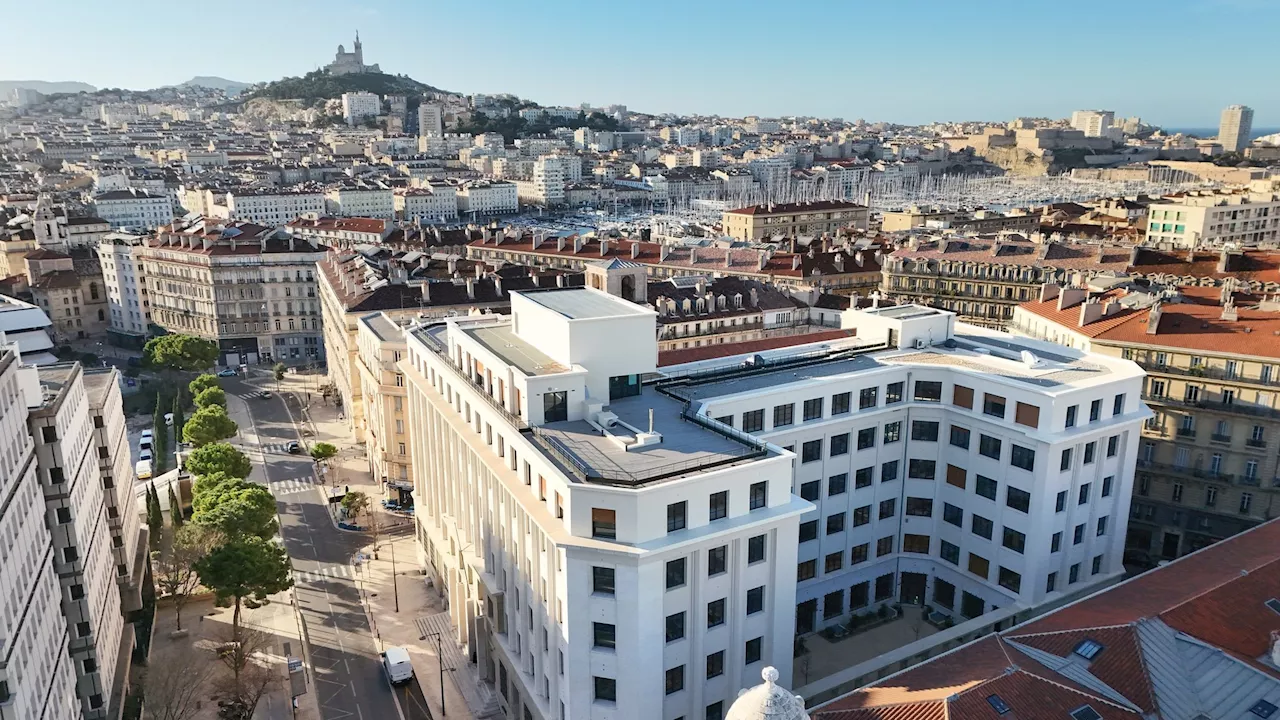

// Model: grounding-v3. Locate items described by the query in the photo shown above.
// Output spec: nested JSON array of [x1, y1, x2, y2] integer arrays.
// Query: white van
[[380, 647, 414, 685], [135, 459, 153, 480]]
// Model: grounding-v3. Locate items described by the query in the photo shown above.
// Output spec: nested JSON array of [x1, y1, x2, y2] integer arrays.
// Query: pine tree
[[171, 392, 185, 443], [147, 482, 163, 549], [168, 484, 183, 526], [153, 393, 169, 473]]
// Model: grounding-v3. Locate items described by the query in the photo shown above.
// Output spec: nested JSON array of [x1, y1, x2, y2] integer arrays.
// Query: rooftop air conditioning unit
[[914, 338, 927, 349]]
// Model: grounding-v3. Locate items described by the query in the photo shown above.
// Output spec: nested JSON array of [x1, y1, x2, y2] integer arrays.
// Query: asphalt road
[[222, 376, 430, 720]]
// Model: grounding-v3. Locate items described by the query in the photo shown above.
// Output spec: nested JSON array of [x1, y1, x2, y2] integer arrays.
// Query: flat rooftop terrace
[[521, 287, 654, 320], [360, 312, 404, 343], [534, 390, 771, 486], [665, 328, 1125, 401], [462, 323, 567, 376]]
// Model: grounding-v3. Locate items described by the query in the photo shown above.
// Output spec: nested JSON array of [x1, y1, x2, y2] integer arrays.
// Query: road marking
[[271, 476, 321, 496], [261, 442, 300, 454]]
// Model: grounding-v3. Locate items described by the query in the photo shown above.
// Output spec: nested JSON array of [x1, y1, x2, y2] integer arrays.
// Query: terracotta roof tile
[[1082, 286, 1280, 359], [1016, 289, 1144, 339], [1018, 519, 1280, 635], [1006, 626, 1156, 713], [1159, 559, 1280, 675]]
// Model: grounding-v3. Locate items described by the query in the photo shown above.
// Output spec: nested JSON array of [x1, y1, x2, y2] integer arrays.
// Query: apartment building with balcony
[[26, 362, 127, 719], [721, 201, 870, 241], [0, 349, 79, 720], [355, 313, 411, 491], [881, 236, 1133, 328], [318, 246, 584, 440], [467, 229, 885, 296], [1144, 190, 1280, 248], [97, 232, 151, 346], [400, 287, 1144, 719], [136, 217, 327, 367], [1011, 281, 1280, 563]]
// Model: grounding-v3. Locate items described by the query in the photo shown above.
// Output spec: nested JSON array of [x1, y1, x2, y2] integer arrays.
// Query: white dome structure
[[726, 667, 810, 720]]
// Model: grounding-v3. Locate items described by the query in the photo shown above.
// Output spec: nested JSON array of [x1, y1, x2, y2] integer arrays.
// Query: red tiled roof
[[1160, 560, 1280, 675], [1081, 286, 1280, 359], [1007, 626, 1156, 713], [287, 216, 388, 234], [1018, 519, 1280, 635], [657, 329, 854, 367], [469, 234, 883, 280], [1129, 248, 1280, 285], [1016, 288, 1144, 338]]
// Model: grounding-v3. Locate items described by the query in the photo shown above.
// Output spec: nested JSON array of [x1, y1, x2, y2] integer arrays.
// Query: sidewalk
[[152, 582, 319, 720], [276, 374, 491, 720]]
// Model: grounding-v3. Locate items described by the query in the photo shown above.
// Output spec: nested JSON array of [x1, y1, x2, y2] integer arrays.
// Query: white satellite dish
[[1021, 350, 1045, 369]]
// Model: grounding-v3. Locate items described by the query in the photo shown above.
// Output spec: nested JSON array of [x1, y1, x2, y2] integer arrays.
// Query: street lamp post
[[420, 631, 448, 716]]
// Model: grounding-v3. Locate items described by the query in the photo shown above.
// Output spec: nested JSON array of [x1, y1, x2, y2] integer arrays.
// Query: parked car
[[135, 459, 152, 480], [139, 448, 153, 462], [380, 647, 414, 686], [139, 438, 152, 452], [140, 429, 153, 440], [217, 369, 237, 377]]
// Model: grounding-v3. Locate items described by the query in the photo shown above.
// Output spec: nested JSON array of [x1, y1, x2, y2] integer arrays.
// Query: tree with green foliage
[[309, 442, 337, 465], [185, 443, 251, 480], [152, 394, 169, 472], [272, 362, 286, 393], [194, 536, 292, 642], [188, 373, 219, 397], [192, 477, 278, 539], [192, 470, 237, 499], [194, 386, 227, 409], [147, 482, 163, 548], [171, 392, 185, 441], [144, 335, 218, 373], [168, 484, 183, 526], [182, 405, 238, 447]]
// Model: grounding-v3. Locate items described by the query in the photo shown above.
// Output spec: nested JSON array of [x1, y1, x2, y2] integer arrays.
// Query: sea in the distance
[[1163, 126, 1278, 140]]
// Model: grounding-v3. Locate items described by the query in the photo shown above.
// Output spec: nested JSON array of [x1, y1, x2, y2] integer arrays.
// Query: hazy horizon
[[4, 0, 1277, 127]]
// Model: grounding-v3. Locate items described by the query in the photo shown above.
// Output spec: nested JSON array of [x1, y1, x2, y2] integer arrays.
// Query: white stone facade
[[226, 190, 326, 225], [97, 233, 150, 337], [92, 189, 174, 230], [0, 351, 80, 720]]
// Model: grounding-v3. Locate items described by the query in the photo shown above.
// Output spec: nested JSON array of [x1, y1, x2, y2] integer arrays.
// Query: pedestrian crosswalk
[[268, 475, 321, 496], [235, 392, 265, 400], [260, 442, 298, 454], [293, 564, 355, 584]]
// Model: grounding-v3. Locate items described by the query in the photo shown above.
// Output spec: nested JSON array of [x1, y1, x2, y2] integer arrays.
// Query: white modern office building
[[404, 288, 809, 720], [674, 305, 1147, 635], [403, 285, 1147, 720]]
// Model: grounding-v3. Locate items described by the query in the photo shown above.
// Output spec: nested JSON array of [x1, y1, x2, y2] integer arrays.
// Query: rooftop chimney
[[631, 242, 641, 259], [557, 236, 566, 252], [420, 281, 431, 303], [1221, 297, 1238, 322], [1103, 299, 1120, 317], [1039, 283, 1061, 303], [600, 239, 609, 257], [1058, 286, 1088, 311], [695, 277, 706, 294], [749, 287, 759, 307], [791, 255, 801, 271], [494, 275, 503, 297], [1217, 247, 1231, 273], [1079, 299, 1103, 327], [1146, 301, 1163, 335], [1129, 245, 1141, 265], [855, 250, 864, 267], [573, 236, 584, 253], [466, 277, 475, 300], [556, 274, 565, 288]]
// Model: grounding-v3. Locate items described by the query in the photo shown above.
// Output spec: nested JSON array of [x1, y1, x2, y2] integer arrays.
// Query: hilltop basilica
[[326, 32, 380, 76]]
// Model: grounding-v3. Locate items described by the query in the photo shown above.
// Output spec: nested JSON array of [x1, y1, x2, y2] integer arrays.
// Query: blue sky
[[3, 0, 1276, 126]]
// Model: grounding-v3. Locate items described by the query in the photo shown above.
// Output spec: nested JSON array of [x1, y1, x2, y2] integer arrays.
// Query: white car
[[140, 429, 154, 440], [139, 448, 153, 462]]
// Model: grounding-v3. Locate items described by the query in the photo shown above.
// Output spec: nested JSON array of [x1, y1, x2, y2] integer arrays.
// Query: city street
[[222, 375, 432, 720]]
